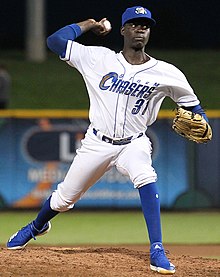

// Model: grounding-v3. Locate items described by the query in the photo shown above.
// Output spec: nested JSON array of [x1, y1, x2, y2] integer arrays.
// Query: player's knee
[[50, 181, 85, 212], [50, 190, 76, 212]]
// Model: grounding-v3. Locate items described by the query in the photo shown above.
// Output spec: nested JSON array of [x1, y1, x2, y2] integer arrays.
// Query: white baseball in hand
[[103, 20, 112, 31]]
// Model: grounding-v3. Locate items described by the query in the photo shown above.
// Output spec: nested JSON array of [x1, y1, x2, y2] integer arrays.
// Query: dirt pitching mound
[[1, 245, 220, 276]]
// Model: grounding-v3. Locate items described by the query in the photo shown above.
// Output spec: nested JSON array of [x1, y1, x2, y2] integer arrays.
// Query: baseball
[[103, 20, 111, 31]]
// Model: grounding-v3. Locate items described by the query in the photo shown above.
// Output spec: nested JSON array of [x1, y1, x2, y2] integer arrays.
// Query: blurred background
[[0, 0, 219, 110], [1, 0, 220, 108], [1, 0, 220, 51], [0, 0, 219, 212]]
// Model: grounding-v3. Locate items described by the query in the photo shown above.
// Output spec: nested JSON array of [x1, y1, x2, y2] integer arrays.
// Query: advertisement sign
[[0, 117, 189, 209]]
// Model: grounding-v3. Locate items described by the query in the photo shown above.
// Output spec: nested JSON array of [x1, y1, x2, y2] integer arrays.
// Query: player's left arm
[[166, 65, 209, 122]]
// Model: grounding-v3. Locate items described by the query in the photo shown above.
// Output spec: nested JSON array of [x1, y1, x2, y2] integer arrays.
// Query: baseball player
[[7, 6, 209, 275]]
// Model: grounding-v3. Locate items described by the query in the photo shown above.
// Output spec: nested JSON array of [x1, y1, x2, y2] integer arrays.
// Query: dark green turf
[[1, 50, 219, 109], [1, 211, 220, 245]]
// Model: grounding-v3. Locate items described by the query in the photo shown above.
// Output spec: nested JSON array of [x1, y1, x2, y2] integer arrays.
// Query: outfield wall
[[0, 110, 219, 210]]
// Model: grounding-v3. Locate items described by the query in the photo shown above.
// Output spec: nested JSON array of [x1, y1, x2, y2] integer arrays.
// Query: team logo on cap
[[135, 7, 147, 15]]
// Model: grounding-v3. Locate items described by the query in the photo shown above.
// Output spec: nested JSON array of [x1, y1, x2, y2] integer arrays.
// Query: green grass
[[150, 50, 220, 110], [1, 211, 220, 246], [1, 51, 88, 109], [1, 50, 220, 109]]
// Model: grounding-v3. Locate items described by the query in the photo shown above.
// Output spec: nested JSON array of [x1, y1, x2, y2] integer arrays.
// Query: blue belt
[[93, 128, 143, 145]]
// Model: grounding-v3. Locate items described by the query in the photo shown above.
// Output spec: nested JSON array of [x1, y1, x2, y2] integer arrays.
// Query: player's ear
[[120, 26, 125, 36]]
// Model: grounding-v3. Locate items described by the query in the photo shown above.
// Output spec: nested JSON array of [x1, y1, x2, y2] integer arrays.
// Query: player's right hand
[[91, 18, 111, 36]]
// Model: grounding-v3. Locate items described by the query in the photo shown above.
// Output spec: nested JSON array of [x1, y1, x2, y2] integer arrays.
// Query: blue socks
[[138, 182, 162, 244], [33, 183, 162, 242], [33, 196, 59, 231]]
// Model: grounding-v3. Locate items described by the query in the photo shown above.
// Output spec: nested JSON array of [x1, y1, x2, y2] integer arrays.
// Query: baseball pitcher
[[7, 6, 212, 275]]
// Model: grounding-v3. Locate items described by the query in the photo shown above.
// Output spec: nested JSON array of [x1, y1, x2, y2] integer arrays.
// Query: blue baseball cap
[[122, 6, 156, 27]]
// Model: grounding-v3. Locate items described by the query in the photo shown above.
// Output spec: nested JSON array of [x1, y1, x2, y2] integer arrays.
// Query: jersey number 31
[[131, 99, 149, 115]]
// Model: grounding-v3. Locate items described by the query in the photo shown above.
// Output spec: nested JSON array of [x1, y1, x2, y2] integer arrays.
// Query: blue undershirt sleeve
[[47, 24, 82, 57], [184, 104, 209, 122]]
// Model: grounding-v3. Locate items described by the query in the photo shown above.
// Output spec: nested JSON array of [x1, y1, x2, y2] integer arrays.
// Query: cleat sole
[[150, 264, 175, 275]]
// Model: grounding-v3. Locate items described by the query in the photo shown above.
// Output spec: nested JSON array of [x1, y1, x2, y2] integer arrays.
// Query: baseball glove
[[172, 107, 212, 143]]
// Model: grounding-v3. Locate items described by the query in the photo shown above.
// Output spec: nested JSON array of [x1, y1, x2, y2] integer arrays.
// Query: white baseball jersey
[[62, 41, 199, 139], [51, 40, 201, 211]]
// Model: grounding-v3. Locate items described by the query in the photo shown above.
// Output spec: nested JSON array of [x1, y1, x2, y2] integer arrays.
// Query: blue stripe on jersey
[[115, 59, 158, 137], [113, 93, 121, 138], [66, 41, 74, 61], [113, 58, 126, 138], [122, 95, 130, 137]]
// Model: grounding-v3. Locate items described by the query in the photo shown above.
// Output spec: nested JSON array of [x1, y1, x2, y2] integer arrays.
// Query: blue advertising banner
[[0, 117, 189, 209]]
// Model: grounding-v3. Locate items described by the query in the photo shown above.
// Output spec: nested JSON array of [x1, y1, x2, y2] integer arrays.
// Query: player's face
[[121, 18, 151, 50]]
